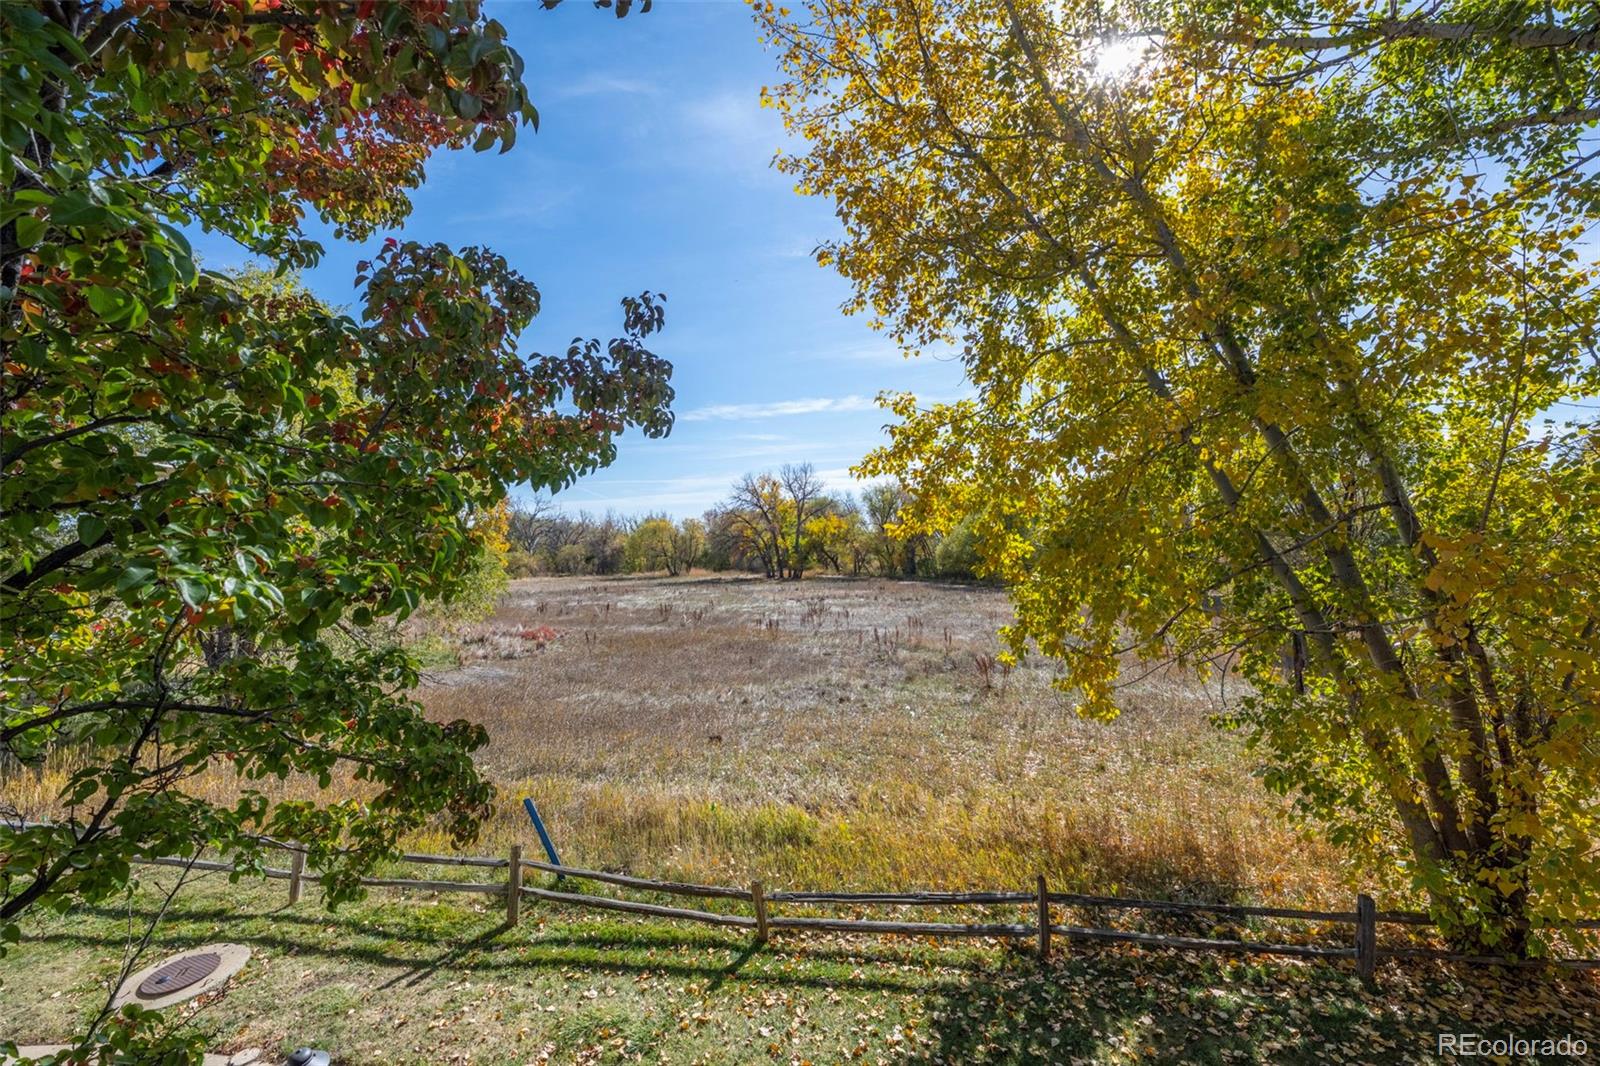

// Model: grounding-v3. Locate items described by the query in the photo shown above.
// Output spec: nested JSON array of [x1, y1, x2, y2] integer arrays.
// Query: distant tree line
[[505, 463, 984, 581]]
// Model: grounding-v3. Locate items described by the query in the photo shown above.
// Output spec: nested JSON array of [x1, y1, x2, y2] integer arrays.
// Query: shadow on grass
[[901, 947, 1600, 1065], [29, 886, 1599, 1065], [22, 920, 959, 997], [379, 921, 519, 991]]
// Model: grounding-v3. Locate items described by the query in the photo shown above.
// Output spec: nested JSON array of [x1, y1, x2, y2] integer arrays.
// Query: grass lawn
[[3, 870, 1595, 1065]]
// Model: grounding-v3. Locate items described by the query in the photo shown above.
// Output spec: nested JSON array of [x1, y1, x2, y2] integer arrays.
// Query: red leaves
[[146, 356, 193, 379]]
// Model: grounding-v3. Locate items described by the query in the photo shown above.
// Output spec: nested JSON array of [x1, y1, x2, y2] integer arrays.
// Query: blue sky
[[189, 1, 970, 518]]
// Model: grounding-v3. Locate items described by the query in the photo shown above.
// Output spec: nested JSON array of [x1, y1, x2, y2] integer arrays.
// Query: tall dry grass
[[3, 575, 1349, 907]]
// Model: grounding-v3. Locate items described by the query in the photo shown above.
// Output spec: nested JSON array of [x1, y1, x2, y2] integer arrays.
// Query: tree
[[810, 494, 871, 575], [760, 0, 1599, 951], [931, 516, 981, 580], [722, 472, 791, 578], [667, 517, 706, 575], [862, 480, 926, 577], [623, 514, 700, 575], [1, 0, 673, 997], [780, 462, 824, 579], [507, 494, 561, 554], [717, 467, 834, 579]]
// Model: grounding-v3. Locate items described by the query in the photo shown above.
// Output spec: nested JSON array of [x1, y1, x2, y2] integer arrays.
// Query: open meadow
[[9, 573, 1338, 904], [414, 574, 1338, 906]]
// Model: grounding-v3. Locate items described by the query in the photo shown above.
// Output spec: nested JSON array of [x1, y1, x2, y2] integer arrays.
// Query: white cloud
[[530, 454, 892, 517], [801, 340, 918, 364], [556, 74, 659, 99], [679, 395, 878, 422], [767, 235, 822, 261], [678, 89, 785, 179]]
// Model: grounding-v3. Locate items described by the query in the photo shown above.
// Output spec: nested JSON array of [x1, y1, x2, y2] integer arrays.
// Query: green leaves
[[116, 565, 155, 594], [48, 190, 110, 229], [174, 575, 208, 609], [12, 213, 44, 247], [1, 0, 666, 975], [76, 515, 105, 546]]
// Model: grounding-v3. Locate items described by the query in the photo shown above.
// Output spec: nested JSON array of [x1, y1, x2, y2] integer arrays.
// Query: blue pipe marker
[[522, 796, 561, 866]]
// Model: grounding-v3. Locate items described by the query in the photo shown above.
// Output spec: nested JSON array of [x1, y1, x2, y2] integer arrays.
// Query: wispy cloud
[[679, 395, 877, 423], [544, 472, 736, 515], [774, 337, 970, 367], [804, 341, 915, 364], [555, 73, 659, 99], [441, 160, 576, 227], [766, 235, 824, 261], [447, 191, 575, 227], [676, 89, 785, 180], [534, 461, 889, 517]]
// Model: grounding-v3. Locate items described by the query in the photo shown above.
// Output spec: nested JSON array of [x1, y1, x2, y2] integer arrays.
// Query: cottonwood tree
[[1, 0, 673, 993], [862, 479, 926, 577], [760, 0, 1599, 950], [667, 517, 707, 575], [723, 471, 793, 577], [717, 466, 835, 579], [780, 462, 825, 579], [624, 515, 703, 575]]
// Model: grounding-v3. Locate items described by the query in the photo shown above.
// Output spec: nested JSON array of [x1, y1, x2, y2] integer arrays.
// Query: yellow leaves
[[1476, 865, 1526, 899], [760, 0, 1600, 934], [1500, 810, 1542, 842], [1262, 234, 1299, 258]]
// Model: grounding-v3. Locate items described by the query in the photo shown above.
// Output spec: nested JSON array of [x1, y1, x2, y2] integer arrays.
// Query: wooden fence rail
[[11, 821, 1600, 982]]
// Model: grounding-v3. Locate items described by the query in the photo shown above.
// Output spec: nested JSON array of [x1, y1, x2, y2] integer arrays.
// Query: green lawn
[[3, 871, 1595, 1064]]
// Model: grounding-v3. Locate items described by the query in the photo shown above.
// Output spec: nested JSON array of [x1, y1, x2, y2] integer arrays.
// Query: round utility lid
[[112, 943, 250, 1010], [137, 951, 221, 998]]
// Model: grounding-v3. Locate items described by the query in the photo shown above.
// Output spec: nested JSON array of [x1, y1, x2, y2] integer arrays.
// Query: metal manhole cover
[[136, 952, 221, 998]]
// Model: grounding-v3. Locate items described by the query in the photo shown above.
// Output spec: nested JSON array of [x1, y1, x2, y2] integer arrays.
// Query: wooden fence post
[[287, 848, 305, 906], [752, 880, 768, 944], [506, 844, 523, 927], [1036, 875, 1051, 960], [1355, 892, 1376, 990]]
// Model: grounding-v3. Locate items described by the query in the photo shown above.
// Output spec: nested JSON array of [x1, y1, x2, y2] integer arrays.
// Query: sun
[[1091, 34, 1158, 81]]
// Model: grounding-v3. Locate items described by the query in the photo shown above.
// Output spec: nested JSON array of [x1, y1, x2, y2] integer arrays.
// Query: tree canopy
[[1, 0, 673, 985], [759, 0, 1599, 950]]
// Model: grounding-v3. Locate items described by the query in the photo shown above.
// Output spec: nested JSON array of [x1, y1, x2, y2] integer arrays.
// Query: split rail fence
[[39, 824, 1598, 988]]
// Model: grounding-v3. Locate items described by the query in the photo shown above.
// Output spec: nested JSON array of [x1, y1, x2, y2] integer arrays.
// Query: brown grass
[[417, 574, 1345, 906], [7, 574, 1349, 908]]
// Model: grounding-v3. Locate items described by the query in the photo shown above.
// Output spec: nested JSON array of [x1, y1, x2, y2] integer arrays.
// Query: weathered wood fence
[[77, 829, 1600, 987]]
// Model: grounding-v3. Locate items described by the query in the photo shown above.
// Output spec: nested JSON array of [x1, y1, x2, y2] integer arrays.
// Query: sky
[[187, 1, 971, 519]]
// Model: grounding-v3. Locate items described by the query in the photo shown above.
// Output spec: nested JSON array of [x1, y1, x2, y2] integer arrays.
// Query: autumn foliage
[[0, 0, 672, 996], [760, 0, 1599, 952]]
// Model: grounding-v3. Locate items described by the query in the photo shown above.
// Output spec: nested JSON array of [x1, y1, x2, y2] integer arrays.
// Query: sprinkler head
[[285, 1050, 332, 1066]]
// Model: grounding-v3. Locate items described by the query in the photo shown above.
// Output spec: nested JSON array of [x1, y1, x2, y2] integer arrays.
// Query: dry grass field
[[418, 573, 1343, 907], [6, 573, 1346, 907]]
